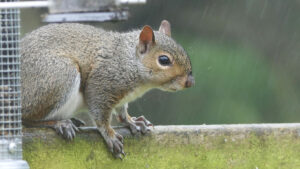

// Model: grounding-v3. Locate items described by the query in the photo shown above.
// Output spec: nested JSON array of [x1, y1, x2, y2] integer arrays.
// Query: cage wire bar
[[0, 0, 29, 168]]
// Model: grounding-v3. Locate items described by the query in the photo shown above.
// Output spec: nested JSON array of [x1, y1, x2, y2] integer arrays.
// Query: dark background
[[21, 0, 300, 125]]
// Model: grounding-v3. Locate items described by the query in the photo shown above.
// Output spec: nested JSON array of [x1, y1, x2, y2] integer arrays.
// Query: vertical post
[[0, 0, 29, 168]]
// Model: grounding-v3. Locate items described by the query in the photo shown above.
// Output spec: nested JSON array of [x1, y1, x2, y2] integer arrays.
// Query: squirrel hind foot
[[53, 119, 84, 140]]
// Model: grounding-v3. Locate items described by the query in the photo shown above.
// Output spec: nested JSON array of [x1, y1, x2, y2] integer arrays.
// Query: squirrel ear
[[139, 25, 155, 54], [159, 20, 171, 37]]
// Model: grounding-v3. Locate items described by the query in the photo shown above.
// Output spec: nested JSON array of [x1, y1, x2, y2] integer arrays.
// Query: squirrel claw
[[115, 153, 123, 160], [130, 116, 153, 134], [114, 150, 125, 160], [128, 123, 140, 135], [53, 119, 80, 140], [134, 121, 152, 134], [115, 133, 124, 143], [132, 116, 153, 127], [118, 114, 152, 135], [57, 126, 64, 135], [103, 131, 125, 159], [70, 117, 86, 127]]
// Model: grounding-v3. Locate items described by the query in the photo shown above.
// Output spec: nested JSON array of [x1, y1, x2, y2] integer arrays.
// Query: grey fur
[[20, 23, 192, 158]]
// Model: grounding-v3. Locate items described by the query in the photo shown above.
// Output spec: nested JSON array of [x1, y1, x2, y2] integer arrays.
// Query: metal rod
[[43, 11, 128, 23], [0, 0, 145, 9], [117, 0, 146, 4], [0, 1, 50, 9]]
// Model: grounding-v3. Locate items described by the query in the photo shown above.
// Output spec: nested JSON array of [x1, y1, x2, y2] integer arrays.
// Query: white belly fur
[[45, 74, 84, 120], [116, 85, 153, 108]]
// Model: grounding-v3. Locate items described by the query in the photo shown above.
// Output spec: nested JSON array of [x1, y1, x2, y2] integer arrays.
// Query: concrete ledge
[[23, 124, 300, 169]]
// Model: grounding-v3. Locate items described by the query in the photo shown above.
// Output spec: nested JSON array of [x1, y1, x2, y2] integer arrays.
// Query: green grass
[[24, 133, 300, 169]]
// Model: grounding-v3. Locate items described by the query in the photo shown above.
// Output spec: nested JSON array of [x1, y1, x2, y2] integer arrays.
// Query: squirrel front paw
[[99, 126, 125, 159], [132, 116, 153, 134], [120, 115, 153, 135]]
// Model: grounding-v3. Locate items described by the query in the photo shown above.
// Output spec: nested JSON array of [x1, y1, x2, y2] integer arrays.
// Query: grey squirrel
[[21, 20, 194, 158]]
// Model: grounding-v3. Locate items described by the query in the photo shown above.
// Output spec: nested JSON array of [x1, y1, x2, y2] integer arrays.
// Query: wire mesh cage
[[0, 0, 22, 159], [0, 0, 28, 168]]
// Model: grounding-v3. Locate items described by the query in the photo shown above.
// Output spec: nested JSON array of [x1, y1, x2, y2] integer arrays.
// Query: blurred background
[[20, 0, 300, 125]]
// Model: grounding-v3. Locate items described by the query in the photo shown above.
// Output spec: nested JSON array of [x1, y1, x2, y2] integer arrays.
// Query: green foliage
[[130, 35, 282, 124], [176, 36, 275, 123]]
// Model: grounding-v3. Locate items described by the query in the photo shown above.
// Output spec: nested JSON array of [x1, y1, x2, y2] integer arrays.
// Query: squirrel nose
[[185, 73, 195, 88]]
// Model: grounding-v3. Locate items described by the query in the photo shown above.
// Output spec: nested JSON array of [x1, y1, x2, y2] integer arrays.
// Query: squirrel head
[[136, 20, 195, 91]]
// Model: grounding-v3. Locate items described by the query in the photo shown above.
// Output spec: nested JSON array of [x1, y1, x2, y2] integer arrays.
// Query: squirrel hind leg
[[23, 118, 85, 140]]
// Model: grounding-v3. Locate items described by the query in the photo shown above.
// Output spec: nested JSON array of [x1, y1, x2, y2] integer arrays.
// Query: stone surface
[[23, 124, 300, 169]]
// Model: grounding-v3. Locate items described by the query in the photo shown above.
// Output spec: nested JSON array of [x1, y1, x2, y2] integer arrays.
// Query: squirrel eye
[[158, 55, 171, 66]]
